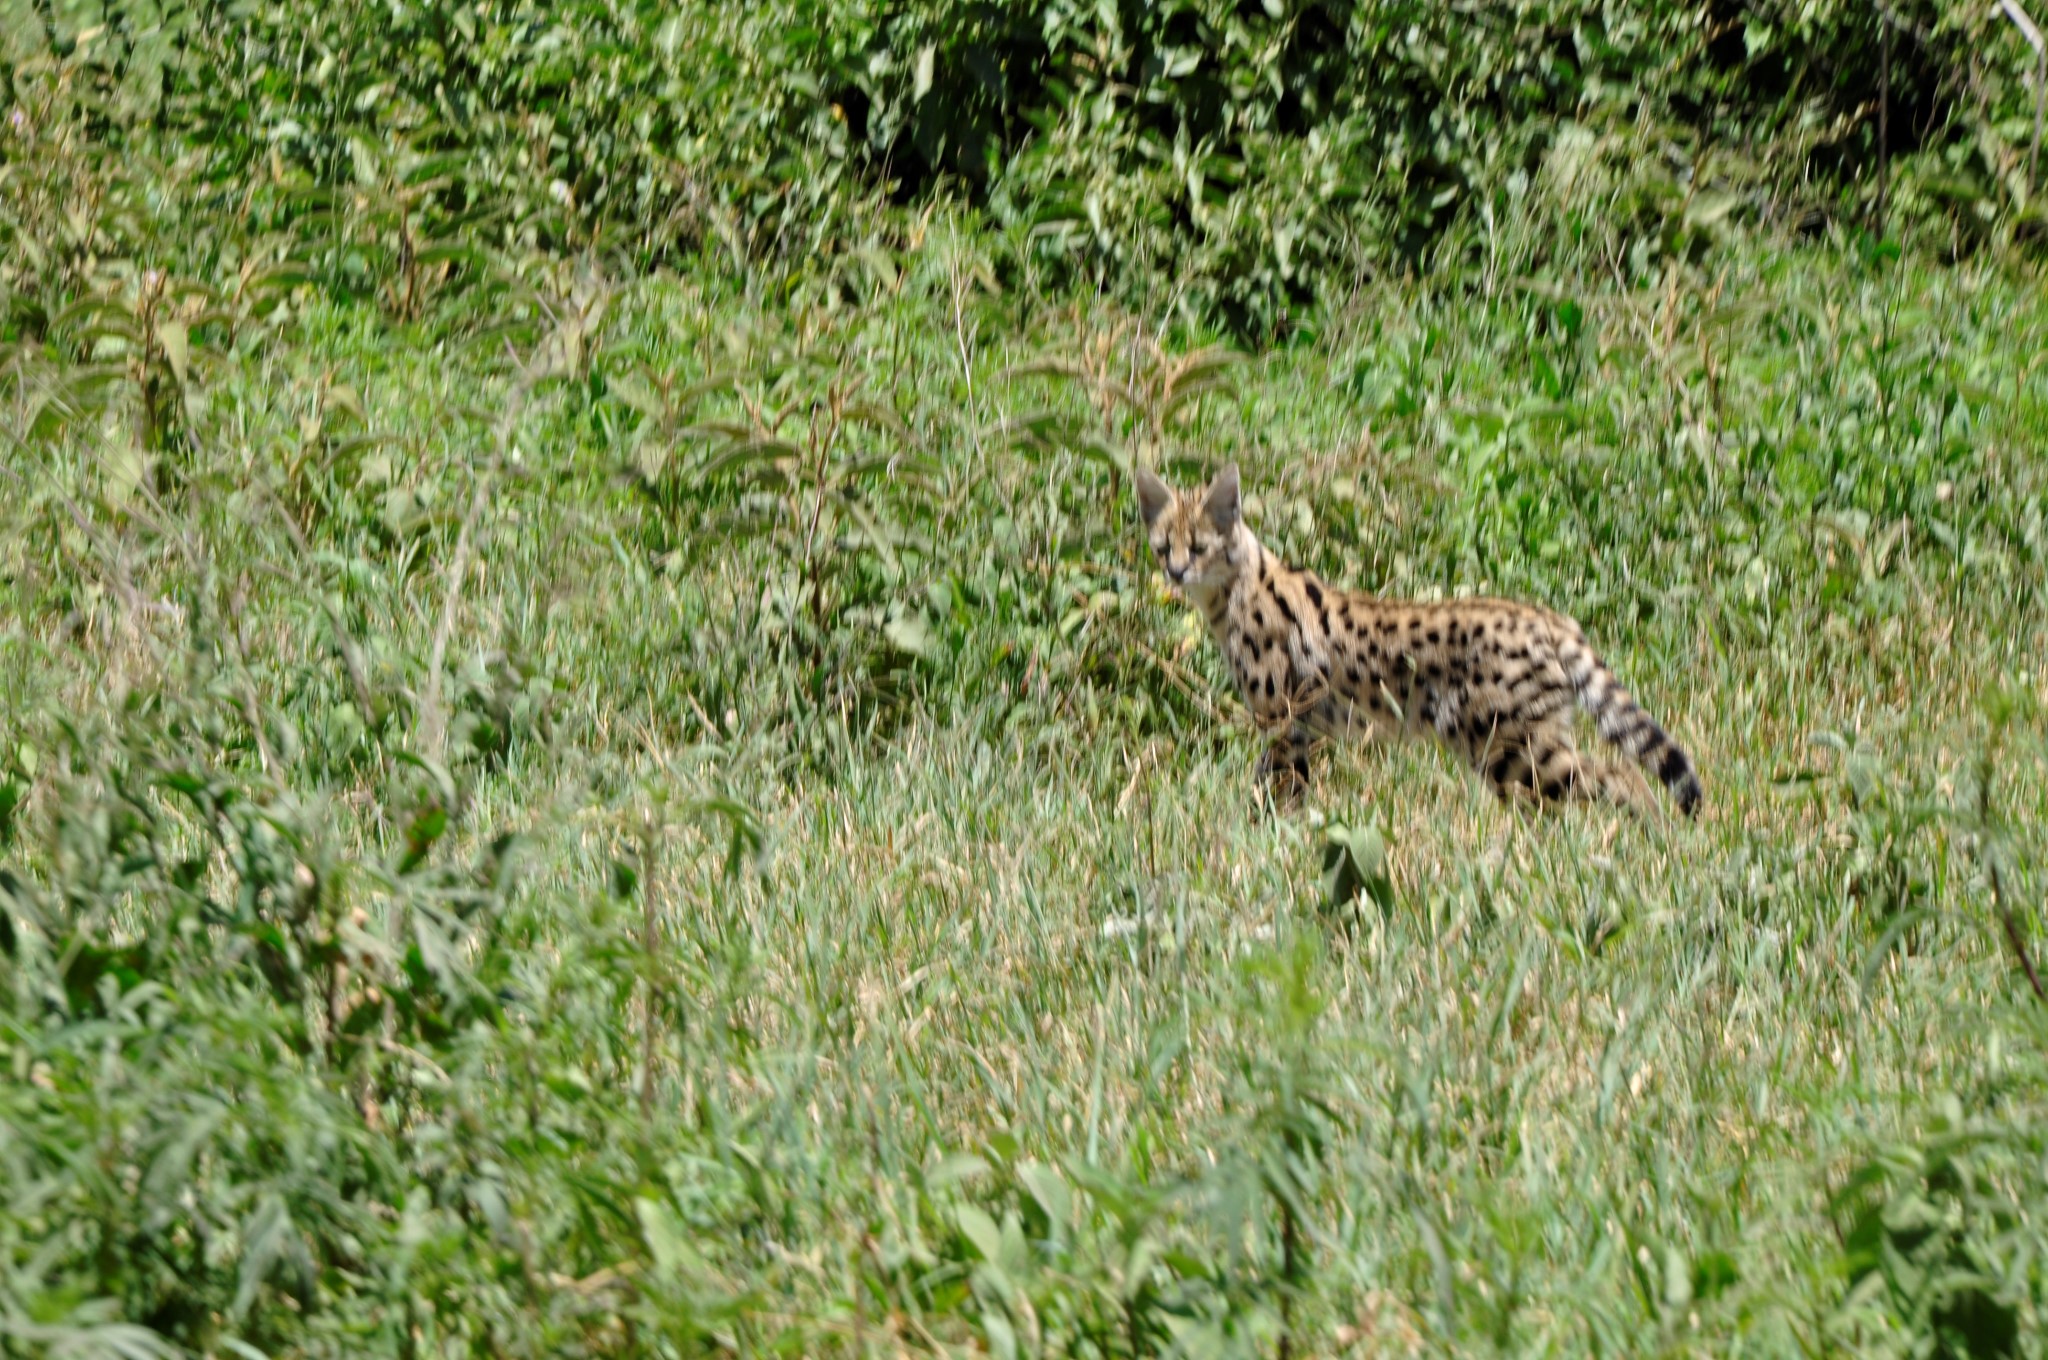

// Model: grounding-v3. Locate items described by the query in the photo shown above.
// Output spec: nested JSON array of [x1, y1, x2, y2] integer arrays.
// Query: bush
[[4, 1, 2039, 339]]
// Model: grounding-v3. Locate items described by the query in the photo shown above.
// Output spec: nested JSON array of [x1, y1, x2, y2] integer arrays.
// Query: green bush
[[5, 0, 2040, 338]]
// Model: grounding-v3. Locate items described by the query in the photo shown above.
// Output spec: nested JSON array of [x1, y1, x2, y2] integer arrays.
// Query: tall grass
[[5, 187, 2048, 1354]]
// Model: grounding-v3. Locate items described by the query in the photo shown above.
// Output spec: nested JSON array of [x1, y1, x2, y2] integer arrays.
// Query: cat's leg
[[1254, 720, 1316, 808], [1497, 727, 1656, 813]]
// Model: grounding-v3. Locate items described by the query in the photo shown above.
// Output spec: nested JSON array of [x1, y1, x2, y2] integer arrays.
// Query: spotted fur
[[1135, 464, 1702, 816]]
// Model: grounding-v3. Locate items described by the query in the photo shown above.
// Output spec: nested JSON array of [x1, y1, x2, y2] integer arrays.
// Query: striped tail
[[1556, 628, 1703, 817]]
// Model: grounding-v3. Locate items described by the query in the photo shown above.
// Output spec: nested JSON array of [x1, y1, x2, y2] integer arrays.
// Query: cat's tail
[[1554, 626, 1702, 817]]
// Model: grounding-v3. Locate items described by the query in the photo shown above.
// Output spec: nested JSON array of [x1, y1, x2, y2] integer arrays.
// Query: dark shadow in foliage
[[1834, 1096, 2038, 1360]]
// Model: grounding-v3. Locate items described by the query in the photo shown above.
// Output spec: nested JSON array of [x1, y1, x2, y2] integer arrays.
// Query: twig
[[417, 463, 493, 762], [379, 1036, 452, 1083], [1875, 1, 1934, 45], [1877, 4, 1891, 235], [638, 823, 662, 1124], [417, 355, 540, 762], [249, 480, 378, 730], [1989, 856, 2047, 1004], [2002, 0, 2047, 195], [224, 575, 279, 773]]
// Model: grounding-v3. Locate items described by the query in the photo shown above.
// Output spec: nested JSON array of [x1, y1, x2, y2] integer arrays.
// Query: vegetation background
[[5, 0, 2048, 1355]]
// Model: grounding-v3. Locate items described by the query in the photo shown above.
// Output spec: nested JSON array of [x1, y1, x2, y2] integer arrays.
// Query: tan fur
[[1135, 464, 1702, 815]]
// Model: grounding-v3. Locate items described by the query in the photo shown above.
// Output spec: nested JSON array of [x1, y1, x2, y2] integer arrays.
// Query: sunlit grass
[[5, 229, 2047, 1356]]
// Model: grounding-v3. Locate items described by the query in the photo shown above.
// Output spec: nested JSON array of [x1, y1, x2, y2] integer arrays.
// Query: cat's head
[[1134, 464, 1243, 591]]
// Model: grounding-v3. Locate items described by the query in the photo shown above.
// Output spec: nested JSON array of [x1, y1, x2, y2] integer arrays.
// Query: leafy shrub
[[1834, 1096, 2045, 1359], [6, 0, 2043, 339]]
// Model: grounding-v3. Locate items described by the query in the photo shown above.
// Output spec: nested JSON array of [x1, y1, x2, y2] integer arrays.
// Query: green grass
[[5, 223, 2048, 1357]]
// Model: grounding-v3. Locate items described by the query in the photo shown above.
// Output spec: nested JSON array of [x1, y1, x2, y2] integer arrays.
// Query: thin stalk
[[2003, 0, 2047, 194], [1990, 857, 2047, 1004], [639, 826, 662, 1124], [1877, 6, 1890, 236], [1278, 1196, 1298, 1360]]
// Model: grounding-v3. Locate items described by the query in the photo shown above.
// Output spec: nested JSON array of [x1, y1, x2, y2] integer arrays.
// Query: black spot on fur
[[1658, 746, 1690, 785], [1304, 580, 1323, 607]]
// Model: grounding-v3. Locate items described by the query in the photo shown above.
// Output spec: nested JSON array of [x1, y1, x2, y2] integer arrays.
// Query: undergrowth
[[5, 3, 2048, 1357]]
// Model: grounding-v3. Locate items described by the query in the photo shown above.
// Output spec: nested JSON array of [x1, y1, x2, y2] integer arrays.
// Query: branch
[[417, 352, 541, 763], [1990, 856, 2047, 1004]]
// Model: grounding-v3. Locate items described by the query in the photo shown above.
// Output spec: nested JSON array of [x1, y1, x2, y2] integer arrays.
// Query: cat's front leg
[[1254, 721, 1315, 808]]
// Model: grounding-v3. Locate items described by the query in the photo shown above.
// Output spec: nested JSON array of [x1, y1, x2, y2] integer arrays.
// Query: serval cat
[[1135, 464, 1701, 815]]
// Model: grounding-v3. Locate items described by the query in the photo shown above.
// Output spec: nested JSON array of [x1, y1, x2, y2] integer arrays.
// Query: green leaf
[[837, 494, 904, 575], [1685, 191, 1742, 229], [399, 806, 448, 874], [841, 397, 907, 437], [884, 611, 936, 661], [955, 1204, 1003, 1262], [1322, 820, 1393, 914], [637, 1196, 713, 1280], [1074, 436, 1130, 474], [233, 1194, 305, 1319], [609, 368, 667, 421], [1018, 1161, 1072, 1238], [143, 1099, 229, 1202], [695, 436, 799, 482], [55, 1326, 182, 1360], [926, 1152, 991, 1189], [413, 243, 488, 271], [980, 1309, 1018, 1360], [690, 796, 766, 881], [157, 319, 190, 388], [1692, 1250, 1741, 1300]]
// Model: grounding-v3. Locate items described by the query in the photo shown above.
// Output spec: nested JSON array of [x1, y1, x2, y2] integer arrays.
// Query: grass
[[4, 218, 2048, 1357]]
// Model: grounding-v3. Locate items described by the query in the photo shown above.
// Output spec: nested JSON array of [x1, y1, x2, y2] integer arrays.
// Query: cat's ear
[[1201, 464, 1240, 531], [1135, 465, 1173, 528]]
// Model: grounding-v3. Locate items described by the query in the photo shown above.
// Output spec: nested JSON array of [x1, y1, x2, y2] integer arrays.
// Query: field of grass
[[6, 212, 2048, 1357]]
